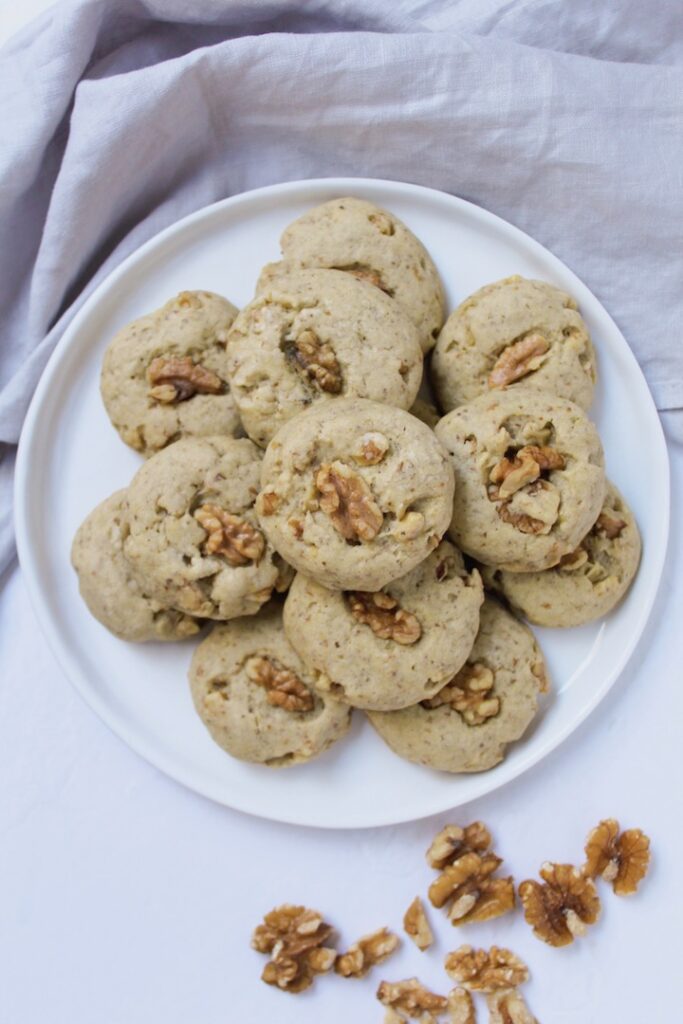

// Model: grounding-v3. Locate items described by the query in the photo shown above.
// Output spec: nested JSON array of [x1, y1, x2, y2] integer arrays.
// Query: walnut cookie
[[123, 436, 292, 621], [188, 603, 351, 766], [282, 541, 483, 711], [256, 398, 455, 591], [225, 268, 422, 448], [258, 196, 445, 352], [431, 276, 596, 411], [71, 490, 200, 642], [482, 483, 640, 627], [368, 598, 549, 773], [101, 290, 241, 456], [435, 388, 606, 572]]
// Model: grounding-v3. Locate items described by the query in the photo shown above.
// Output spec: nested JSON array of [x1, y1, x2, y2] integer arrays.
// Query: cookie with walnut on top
[[256, 398, 455, 592]]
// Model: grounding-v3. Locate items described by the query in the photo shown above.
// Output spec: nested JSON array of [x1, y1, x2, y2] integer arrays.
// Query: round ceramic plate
[[15, 178, 669, 828]]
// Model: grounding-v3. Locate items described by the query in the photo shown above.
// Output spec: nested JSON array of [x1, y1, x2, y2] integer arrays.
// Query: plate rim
[[14, 175, 671, 829]]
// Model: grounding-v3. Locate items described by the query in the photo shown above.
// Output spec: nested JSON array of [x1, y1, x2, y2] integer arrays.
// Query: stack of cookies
[[72, 197, 640, 774]]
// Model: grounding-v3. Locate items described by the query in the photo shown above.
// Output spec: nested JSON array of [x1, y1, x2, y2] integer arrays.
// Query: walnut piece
[[448, 987, 476, 1024], [354, 431, 389, 465], [246, 655, 315, 712], [338, 262, 392, 294], [594, 512, 627, 539], [403, 897, 434, 951], [428, 852, 515, 925], [335, 927, 399, 978], [487, 990, 538, 1024], [315, 461, 383, 542], [377, 978, 448, 1019], [496, 479, 560, 535], [489, 446, 565, 499], [426, 823, 492, 870], [257, 490, 280, 516], [584, 819, 651, 895], [147, 355, 224, 403], [519, 862, 601, 946], [488, 333, 550, 389], [346, 591, 422, 645], [251, 904, 336, 993], [194, 505, 265, 565], [422, 663, 499, 726], [444, 946, 529, 993], [283, 327, 343, 393], [557, 545, 589, 571]]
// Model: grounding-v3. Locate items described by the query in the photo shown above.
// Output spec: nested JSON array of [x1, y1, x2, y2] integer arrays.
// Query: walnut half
[[251, 904, 336, 993], [335, 926, 399, 978], [422, 663, 500, 726], [428, 852, 515, 925], [346, 591, 422, 645], [315, 461, 383, 542], [519, 862, 601, 946], [488, 333, 550, 389], [246, 655, 315, 712], [147, 355, 224, 403], [194, 505, 265, 565], [444, 945, 529, 993], [584, 819, 651, 895]]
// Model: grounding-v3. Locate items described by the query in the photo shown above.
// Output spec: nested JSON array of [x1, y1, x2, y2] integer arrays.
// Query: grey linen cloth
[[1, 0, 682, 575]]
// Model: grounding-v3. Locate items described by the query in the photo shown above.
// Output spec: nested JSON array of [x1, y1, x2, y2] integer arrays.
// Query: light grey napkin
[[1, 0, 681, 575]]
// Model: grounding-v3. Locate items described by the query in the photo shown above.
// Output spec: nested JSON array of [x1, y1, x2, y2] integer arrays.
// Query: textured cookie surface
[[368, 598, 549, 773], [431, 276, 596, 411], [226, 268, 422, 447], [101, 290, 241, 456], [283, 541, 483, 711], [189, 604, 352, 766], [124, 437, 291, 620], [71, 490, 200, 642], [261, 197, 445, 351], [257, 398, 455, 591], [482, 483, 640, 627], [435, 388, 605, 572]]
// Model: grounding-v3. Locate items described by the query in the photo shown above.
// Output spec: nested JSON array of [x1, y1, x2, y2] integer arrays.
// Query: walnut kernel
[[315, 461, 383, 542], [487, 990, 538, 1024], [403, 897, 433, 951], [283, 328, 342, 393], [519, 862, 601, 946], [444, 946, 529, 993], [422, 663, 499, 726], [448, 987, 476, 1024], [488, 333, 550, 389], [194, 505, 265, 565], [246, 656, 315, 712], [426, 823, 492, 870], [147, 355, 224, 403], [251, 904, 336, 993], [428, 852, 515, 925], [594, 512, 627, 539], [346, 590, 422, 645], [489, 446, 565, 499], [335, 927, 399, 978], [354, 431, 389, 465], [338, 263, 392, 294], [377, 978, 448, 1019], [584, 819, 651, 895], [257, 490, 280, 516]]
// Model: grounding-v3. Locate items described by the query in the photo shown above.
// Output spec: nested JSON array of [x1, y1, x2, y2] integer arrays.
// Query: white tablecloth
[[1, 2, 682, 1021]]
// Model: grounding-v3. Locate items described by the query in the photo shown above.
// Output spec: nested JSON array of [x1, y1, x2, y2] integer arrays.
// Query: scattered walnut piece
[[251, 904, 336, 993], [346, 591, 422, 645], [194, 505, 265, 565], [487, 990, 538, 1024], [315, 461, 383, 542], [519, 862, 600, 947], [444, 946, 529, 993], [377, 978, 449, 1020], [246, 656, 314, 712], [422, 664, 499, 726], [336, 927, 400, 978], [354, 431, 390, 466], [488, 333, 550, 389], [257, 490, 280, 516], [584, 819, 651, 895], [489, 446, 565, 499], [593, 512, 627, 539], [403, 897, 434, 952], [283, 327, 343, 393], [428, 852, 515, 925], [147, 355, 224, 403], [426, 823, 492, 870], [447, 987, 476, 1024]]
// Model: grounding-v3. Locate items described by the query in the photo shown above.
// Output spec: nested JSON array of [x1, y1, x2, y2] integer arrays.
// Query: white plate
[[14, 178, 669, 829]]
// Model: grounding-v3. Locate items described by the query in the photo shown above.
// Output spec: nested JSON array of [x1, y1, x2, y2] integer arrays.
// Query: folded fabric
[[1, 0, 681, 574]]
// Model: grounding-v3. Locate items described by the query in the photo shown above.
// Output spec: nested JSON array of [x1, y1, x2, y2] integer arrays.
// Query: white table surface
[[2, 4, 682, 1023]]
